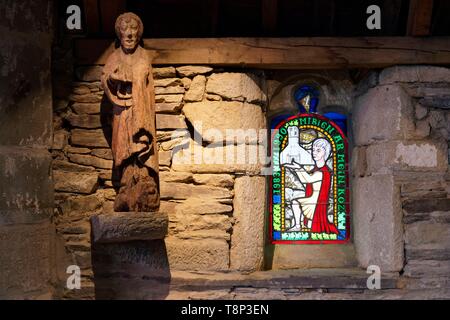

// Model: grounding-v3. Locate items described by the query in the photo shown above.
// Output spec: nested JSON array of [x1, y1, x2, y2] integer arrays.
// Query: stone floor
[[92, 268, 450, 300]]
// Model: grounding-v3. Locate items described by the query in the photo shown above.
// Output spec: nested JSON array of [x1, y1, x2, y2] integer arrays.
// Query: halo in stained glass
[[294, 85, 320, 113]]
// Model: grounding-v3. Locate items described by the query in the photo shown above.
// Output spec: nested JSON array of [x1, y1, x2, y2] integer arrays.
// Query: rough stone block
[[353, 175, 404, 272], [206, 73, 266, 104], [158, 150, 172, 167], [157, 130, 189, 142], [183, 101, 265, 143], [353, 85, 414, 145], [366, 140, 448, 174], [351, 146, 367, 177], [419, 97, 450, 110], [403, 260, 450, 278], [68, 153, 113, 169], [71, 129, 110, 148], [414, 119, 431, 138], [192, 174, 234, 188], [66, 146, 91, 155], [271, 244, 358, 269], [154, 78, 182, 87], [154, 86, 185, 95], [52, 130, 69, 150], [155, 94, 184, 104], [401, 181, 447, 199], [165, 237, 229, 271], [181, 77, 191, 89], [160, 198, 232, 215], [53, 159, 96, 172], [71, 103, 101, 115], [172, 138, 267, 174], [160, 136, 188, 151], [176, 66, 213, 77], [59, 193, 103, 216], [160, 172, 193, 183], [206, 94, 221, 101], [72, 85, 90, 95], [69, 93, 103, 103], [91, 211, 168, 243], [379, 66, 450, 84], [405, 221, 450, 248], [66, 113, 102, 129], [156, 114, 187, 130], [160, 182, 232, 200], [184, 75, 206, 102], [155, 102, 183, 114], [91, 148, 113, 160], [403, 198, 450, 214], [230, 176, 266, 272], [153, 67, 176, 78], [415, 103, 428, 120], [53, 170, 98, 194], [169, 213, 231, 236]]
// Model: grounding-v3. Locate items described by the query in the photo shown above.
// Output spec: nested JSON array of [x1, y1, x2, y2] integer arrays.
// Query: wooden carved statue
[[101, 12, 159, 212]]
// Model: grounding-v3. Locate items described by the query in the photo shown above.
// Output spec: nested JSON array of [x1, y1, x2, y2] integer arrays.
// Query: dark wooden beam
[[209, 0, 220, 36], [382, 0, 403, 36], [262, 0, 277, 36], [74, 37, 450, 69], [407, 0, 434, 36], [83, 0, 100, 35], [311, 0, 335, 36], [98, 0, 126, 36]]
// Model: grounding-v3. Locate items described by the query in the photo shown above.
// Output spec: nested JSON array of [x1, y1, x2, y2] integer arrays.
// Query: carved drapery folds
[[101, 12, 159, 212]]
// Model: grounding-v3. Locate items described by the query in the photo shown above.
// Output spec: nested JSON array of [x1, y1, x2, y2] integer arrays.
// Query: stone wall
[[51, 53, 450, 299], [353, 66, 450, 281], [51, 62, 268, 298], [0, 0, 56, 299]]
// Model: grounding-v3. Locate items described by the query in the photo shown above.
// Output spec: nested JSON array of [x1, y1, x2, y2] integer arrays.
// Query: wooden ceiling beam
[[407, 0, 434, 36], [74, 37, 450, 69]]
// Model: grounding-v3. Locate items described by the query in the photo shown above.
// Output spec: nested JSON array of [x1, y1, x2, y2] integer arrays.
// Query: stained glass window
[[270, 85, 350, 244]]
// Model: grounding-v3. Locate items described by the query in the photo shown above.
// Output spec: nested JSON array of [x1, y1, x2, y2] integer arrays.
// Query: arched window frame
[[268, 83, 351, 244]]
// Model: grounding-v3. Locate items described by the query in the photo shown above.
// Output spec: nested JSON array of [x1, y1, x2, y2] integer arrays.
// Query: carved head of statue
[[115, 12, 144, 53]]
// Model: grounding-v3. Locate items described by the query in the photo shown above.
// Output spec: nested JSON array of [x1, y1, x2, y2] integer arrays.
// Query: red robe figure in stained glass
[[309, 165, 338, 234], [285, 138, 338, 234]]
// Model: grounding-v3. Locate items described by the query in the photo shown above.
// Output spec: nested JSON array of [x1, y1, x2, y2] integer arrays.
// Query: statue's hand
[[110, 64, 133, 83]]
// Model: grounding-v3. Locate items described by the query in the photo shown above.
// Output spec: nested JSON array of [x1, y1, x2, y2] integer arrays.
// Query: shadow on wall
[[92, 95, 171, 300], [92, 240, 171, 300]]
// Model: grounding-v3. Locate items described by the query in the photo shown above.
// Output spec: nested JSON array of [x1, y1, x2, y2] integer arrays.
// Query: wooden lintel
[[407, 0, 434, 36], [74, 37, 450, 69]]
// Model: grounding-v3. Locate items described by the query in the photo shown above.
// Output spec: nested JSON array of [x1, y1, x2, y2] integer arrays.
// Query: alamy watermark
[[66, 5, 81, 30], [66, 265, 81, 290], [366, 265, 381, 290], [170, 122, 276, 176]]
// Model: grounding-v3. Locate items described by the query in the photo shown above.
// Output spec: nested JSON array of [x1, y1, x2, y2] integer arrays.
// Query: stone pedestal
[[91, 211, 168, 243]]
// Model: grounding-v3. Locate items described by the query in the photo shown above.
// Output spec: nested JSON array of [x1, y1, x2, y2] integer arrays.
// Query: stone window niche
[[263, 67, 449, 274], [265, 71, 357, 269]]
